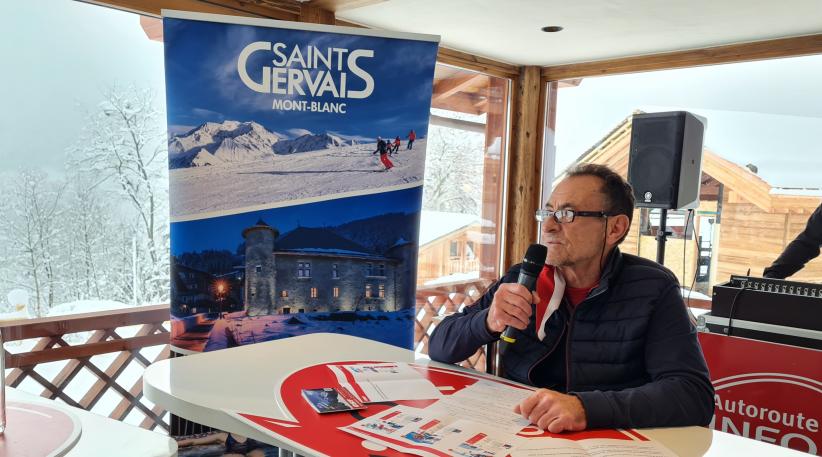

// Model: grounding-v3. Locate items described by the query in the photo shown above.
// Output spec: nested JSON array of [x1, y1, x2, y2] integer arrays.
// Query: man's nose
[[541, 216, 560, 233]]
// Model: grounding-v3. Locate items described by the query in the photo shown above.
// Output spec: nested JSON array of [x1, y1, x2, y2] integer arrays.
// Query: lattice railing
[[414, 277, 496, 371], [1, 305, 171, 432]]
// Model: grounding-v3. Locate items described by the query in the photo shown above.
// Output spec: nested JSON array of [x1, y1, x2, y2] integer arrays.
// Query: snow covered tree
[[422, 125, 484, 214], [68, 85, 169, 305], [0, 170, 66, 316]]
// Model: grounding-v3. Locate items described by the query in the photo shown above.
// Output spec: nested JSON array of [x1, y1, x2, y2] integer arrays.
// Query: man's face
[[541, 175, 610, 268]]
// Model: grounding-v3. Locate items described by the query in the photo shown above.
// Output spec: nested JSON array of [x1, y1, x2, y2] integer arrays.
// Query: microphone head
[[521, 243, 547, 277]]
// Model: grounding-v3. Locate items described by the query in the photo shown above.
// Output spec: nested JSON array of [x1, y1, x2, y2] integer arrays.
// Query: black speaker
[[627, 111, 705, 210]]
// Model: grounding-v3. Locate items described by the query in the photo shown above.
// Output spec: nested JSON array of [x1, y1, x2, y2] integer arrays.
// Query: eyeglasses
[[535, 209, 610, 224]]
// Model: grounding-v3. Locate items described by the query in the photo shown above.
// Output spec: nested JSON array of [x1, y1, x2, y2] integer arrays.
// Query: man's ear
[[607, 214, 631, 245]]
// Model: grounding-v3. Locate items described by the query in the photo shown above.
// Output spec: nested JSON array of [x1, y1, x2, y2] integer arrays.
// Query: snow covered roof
[[419, 210, 481, 246], [275, 226, 374, 256], [770, 187, 822, 197]]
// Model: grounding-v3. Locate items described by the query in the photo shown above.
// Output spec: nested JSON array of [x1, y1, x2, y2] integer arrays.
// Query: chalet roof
[[275, 226, 374, 257], [560, 113, 810, 212]]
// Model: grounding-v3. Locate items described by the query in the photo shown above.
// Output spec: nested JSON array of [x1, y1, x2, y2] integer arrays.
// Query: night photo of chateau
[[169, 187, 421, 352]]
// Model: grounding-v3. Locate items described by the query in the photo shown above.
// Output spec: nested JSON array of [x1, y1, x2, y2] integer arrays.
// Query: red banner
[[699, 332, 822, 455]]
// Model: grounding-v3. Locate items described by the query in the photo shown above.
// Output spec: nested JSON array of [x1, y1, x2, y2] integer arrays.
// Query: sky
[[170, 186, 422, 255], [0, 0, 166, 176], [553, 55, 822, 189], [163, 17, 437, 141]]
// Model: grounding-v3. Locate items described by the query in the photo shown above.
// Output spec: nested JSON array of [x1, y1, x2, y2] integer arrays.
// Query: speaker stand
[[656, 208, 669, 265]]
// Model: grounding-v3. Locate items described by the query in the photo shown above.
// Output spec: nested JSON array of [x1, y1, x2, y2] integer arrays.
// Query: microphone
[[500, 243, 548, 344]]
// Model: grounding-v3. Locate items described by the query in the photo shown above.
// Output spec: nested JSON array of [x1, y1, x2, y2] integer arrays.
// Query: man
[[763, 202, 822, 279], [428, 164, 714, 432]]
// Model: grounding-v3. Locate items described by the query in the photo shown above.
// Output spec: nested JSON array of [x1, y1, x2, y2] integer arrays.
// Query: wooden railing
[[1, 305, 171, 432], [414, 277, 495, 371]]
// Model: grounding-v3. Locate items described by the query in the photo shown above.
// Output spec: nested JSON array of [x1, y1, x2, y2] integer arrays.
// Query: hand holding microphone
[[486, 244, 547, 344]]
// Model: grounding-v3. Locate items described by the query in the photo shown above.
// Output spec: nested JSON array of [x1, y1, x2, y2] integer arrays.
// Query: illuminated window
[[310, 287, 318, 298], [378, 284, 385, 298], [365, 284, 372, 298], [281, 290, 288, 298], [333, 287, 340, 298]]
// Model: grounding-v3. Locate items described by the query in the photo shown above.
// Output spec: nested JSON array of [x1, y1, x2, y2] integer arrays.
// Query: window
[[466, 241, 476, 260], [366, 263, 373, 276], [550, 54, 822, 292], [639, 209, 695, 240], [310, 287, 318, 298], [0, 2, 170, 319], [333, 287, 340, 298], [255, 265, 262, 273], [280, 290, 288, 298], [449, 241, 459, 257], [377, 264, 386, 276], [365, 284, 372, 298], [282, 307, 290, 314], [332, 263, 339, 278], [298, 308, 305, 313], [297, 262, 311, 278], [378, 284, 385, 298]]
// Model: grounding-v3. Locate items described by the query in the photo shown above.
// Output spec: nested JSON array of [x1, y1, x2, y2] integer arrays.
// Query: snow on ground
[[170, 140, 427, 219], [201, 308, 415, 352]]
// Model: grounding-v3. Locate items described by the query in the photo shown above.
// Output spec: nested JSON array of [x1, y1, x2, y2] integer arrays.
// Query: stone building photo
[[242, 220, 416, 316], [169, 187, 422, 352]]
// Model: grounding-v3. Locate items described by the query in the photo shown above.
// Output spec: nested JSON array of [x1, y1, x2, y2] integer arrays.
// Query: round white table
[[143, 332, 807, 456], [5, 387, 177, 456]]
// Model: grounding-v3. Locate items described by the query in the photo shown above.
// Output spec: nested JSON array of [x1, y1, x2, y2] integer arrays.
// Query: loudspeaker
[[627, 111, 706, 210]]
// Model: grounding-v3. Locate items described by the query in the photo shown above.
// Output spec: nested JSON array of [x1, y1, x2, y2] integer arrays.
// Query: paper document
[[328, 363, 442, 403], [435, 379, 533, 433], [342, 405, 520, 457], [511, 438, 677, 457]]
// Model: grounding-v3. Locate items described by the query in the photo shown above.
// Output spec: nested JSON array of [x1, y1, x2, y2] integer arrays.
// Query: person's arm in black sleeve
[[764, 202, 822, 279], [572, 284, 715, 429], [428, 266, 519, 364]]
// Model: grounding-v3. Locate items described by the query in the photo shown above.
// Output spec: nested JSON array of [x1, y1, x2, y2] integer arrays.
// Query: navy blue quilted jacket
[[428, 248, 715, 429]]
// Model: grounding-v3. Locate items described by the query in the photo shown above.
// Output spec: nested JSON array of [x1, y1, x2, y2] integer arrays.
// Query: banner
[[699, 332, 822, 455], [162, 11, 439, 353]]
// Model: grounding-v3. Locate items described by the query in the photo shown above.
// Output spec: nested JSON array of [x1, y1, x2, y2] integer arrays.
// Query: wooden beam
[[542, 34, 822, 81], [433, 74, 485, 102], [299, 3, 336, 24], [308, 0, 386, 12], [82, 0, 300, 20], [438, 47, 520, 79], [504, 66, 543, 269], [0, 304, 169, 342], [431, 91, 484, 115], [6, 333, 170, 369]]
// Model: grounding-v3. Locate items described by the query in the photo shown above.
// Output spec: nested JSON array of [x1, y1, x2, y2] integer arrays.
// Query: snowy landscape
[[169, 308, 415, 352], [169, 120, 426, 218]]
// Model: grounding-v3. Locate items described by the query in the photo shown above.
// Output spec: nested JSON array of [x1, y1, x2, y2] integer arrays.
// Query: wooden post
[[503, 66, 543, 269]]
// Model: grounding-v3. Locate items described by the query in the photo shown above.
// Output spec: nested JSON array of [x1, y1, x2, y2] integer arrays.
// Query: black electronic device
[[703, 275, 822, 349], [628, 111, 705, 210]]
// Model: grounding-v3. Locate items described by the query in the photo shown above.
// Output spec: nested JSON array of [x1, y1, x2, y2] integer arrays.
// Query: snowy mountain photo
[[169, 120, 427, 219]]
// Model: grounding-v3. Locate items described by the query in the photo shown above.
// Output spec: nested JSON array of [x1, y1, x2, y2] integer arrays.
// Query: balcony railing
[[1, 304, 171, 432]]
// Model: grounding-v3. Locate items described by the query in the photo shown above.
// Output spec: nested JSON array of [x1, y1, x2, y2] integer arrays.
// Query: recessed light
[[541, 26, 563, 33]]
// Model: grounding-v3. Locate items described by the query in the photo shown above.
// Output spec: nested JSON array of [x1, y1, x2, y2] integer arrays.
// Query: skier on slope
[[373, 136, 394, 171], [391, 136, 401, 155]]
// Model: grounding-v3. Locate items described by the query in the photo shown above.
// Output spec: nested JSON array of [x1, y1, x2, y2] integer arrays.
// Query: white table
[[144, 333, 807, 456], [6, 387, 177, 456]]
